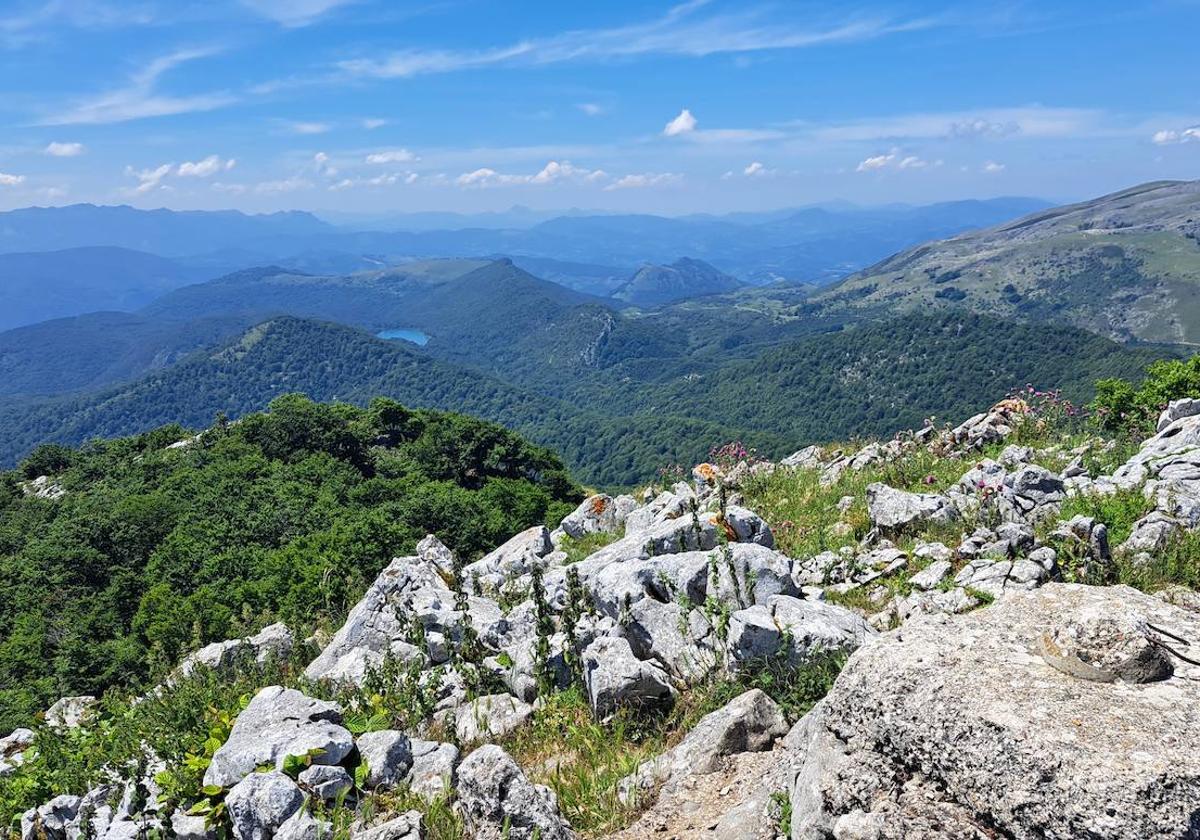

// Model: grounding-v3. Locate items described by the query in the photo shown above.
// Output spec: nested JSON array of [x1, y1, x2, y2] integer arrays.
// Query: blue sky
[[0, 0, 1197, 215]]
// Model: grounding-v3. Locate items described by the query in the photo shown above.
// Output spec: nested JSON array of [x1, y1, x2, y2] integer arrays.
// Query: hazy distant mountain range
[[0, 196, 1052, 330], [2, 182, 1198, 483]]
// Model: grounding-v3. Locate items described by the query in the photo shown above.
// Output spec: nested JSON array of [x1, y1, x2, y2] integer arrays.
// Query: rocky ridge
[[9, 397, 1200, 838]]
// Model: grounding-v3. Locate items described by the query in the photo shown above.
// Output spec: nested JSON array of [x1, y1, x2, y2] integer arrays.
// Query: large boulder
[[177, 623, 294, 679], [619, 688, 788, 801], [582, 636, 675, 717], [462, 526, 554, 591], [454, 694, 535, 743], [224, 772, 304, 840], [355, 730, 413, 790], [304, 556, 446, 682], [789, 584, 1200, 838], [204, 687, 354, 788], [558, 494, 637, 540], [457, 745, 575, 840], [866, 483, 956, 532], [726, 595, 874, 670]]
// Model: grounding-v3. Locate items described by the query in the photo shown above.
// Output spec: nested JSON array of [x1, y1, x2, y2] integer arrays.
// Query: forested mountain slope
[[816, 180, 1200, 343]]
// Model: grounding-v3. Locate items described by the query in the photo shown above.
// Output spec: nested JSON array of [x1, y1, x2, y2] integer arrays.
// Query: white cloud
[[177, 155, 236, 177], [603, 172, 681, 191], [365, 149, 416, 164], [123, 162, 172, 194], [982, 160, 1006, 173], [663, 108, 697, 137], [40, 47, 234, 125], [0, 171, 24, 186], [577, 103, 605, 117], [362, 118, 387, 130], [454, 160, 606, 188], [856, 149, 936, 172], [856, 152, 895, 172], [240, 0, 357, 27], [1152, 126, 1200, 145], [288, 121, 331, 135], [329, 171, 418, 191], [44, 141, 85, 157], [337, 4, 934, 79]]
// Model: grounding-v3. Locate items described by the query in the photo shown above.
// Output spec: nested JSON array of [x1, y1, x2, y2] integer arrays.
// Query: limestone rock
[[457, 745, 575, 840], [204, 686, 354, 788], [454, 694, 535, 743], [866, 483, 956, 532], [726, 595, 874, 670], [406, 739, 459, 801], [619, 688, 788, 801], [582, 636, 675, 717], [355, 730, 413, 790], [789, 583, 1200, 839], [224, 772, 304, 840]]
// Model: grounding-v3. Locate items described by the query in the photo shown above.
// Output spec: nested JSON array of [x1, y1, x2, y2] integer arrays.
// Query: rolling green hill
[[814, 180, 1200, 343], [0, 313, 1171, 487]]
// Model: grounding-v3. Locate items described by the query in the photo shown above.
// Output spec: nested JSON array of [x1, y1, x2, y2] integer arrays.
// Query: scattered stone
[[224, 771, 303, 840], [298, 765, 352, 802], [45, 696, 96, 729], [177, 623, 294, 679], [454, 694, 535, 743], [406, 739, 459, 801], [866, 483, 956, 532], [619, 688, 788, 801], [457, 745, 575, 840], [582, 636, 675, 717], [351, 813, 423, 840], [204, 686, 354, 788], [355, 730, 413, 790], [726, 595, 874, 670], [909, 560, 951, 591]]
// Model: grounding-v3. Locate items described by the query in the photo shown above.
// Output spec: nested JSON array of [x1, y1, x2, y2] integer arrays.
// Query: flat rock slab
[[790, 583, 1200, 839]]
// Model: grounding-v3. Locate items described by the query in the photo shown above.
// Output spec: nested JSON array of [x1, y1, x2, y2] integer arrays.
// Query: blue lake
[[376, 328, 430, 346]]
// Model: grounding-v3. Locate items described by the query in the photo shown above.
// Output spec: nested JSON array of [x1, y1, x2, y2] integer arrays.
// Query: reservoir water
[[376, 328, 430, 346]]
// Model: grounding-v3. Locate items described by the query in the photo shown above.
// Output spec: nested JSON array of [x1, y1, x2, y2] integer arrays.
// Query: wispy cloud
[[0, 171, 25, 186], [577, 102, 605, 117], [39, 46, 234, 125], [1152, 126, 1200, 145], [287, 120, 332, 135], [336, 2, 935, 79], [123, 162, 172, 194], [44, 141, 85, 156], [455, 160, 607, 188], [361, 117, 388, 130], [239, 0, 358, 28], [365, 148, 416, 164], [801, 106, 1102, 143], [604, 172, 681, 191], [982, 160, 1006, 173], [856, 149, 939, 172], [1, 1, 157, 48]]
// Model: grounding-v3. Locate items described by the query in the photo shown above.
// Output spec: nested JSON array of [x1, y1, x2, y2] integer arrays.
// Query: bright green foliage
[[1093, 355, 1200, 436], [0, 394, 580, 731]]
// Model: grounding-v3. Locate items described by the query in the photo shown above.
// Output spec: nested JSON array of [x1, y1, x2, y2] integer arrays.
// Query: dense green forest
[[0, 313, 1171, 487], [0, 395, 581, 731]]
